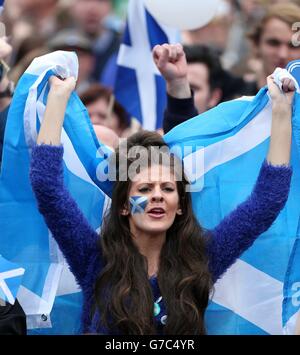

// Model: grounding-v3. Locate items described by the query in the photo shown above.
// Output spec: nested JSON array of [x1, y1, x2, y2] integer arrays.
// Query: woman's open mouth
[[147, 208, 166, 218]]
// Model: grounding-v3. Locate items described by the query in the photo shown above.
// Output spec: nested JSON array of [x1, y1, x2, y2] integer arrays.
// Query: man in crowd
[[248, 2, 300, 89], [153, 43, 254, 133], [154, 3, 300, 133], [71, 0, 121, 82]]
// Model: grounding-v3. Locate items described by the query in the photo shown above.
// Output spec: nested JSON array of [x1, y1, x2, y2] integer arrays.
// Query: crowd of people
[[1, 1, 300, 147], [0, 0, 300, 335]]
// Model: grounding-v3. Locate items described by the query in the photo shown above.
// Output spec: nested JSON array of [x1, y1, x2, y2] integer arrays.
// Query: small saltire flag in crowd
[[0, 51, 111, 334], [114, 0, 179, 130], [164, 62, 300, 335], [0, 255, 25, 305]]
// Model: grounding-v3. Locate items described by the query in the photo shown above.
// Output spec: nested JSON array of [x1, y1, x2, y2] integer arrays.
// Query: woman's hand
[[37, 76, 76, 146], [267, 75, 296, 107], [49, 76, 76, 99], [266, 75, 295, 166]]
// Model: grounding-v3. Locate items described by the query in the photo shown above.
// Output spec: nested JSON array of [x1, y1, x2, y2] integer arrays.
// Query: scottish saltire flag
[[114, 0, 179, 130], [0, 255, 25, 305], [164, 65, 300, 334], [0, 51, 111, 334], [129, 196, 148, 214]]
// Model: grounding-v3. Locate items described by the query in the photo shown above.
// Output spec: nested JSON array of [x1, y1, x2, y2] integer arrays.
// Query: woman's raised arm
[[30, 77, 101, 286], [207, 75, 294, 282]]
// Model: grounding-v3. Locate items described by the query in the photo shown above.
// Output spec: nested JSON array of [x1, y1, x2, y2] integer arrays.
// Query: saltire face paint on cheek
[[129, 196, 149, 214]]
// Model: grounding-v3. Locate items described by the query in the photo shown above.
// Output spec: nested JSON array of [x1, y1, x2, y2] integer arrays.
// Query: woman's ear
[[177, 208, 183, 215], [121, 205, 130, 216]]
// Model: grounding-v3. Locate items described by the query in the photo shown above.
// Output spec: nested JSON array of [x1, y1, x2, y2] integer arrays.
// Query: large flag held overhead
[[0, 51, 110, 334], [114, 0, 179, 131], [164, 63, 300, 335], [2, 47, 300, 334]]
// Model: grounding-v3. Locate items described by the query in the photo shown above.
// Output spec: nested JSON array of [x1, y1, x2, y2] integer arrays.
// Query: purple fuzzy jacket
[[30, 145, 292, 334]]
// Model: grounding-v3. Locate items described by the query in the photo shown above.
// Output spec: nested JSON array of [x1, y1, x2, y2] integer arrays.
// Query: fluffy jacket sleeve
[[206, 160, 292, 283], [30, 144, 100, 286]]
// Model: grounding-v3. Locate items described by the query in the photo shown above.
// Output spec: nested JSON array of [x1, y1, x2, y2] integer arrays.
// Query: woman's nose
[[151, 187, 164, 202]]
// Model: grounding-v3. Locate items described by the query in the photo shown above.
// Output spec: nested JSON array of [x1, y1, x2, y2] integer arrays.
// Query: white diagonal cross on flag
[[0, 255, 25, 305]]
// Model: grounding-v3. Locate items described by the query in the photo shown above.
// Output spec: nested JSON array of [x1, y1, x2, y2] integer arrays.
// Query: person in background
[[182, 45, 223, 115], [80, 83, 132, 137], [70, 0, 121, 82], [247, 2, 300, 90], [181, 0, 234, 54], [7, 0, 73, 66], [183, 45, 255, 112], [153, 43, 255, 133], [93, 124, 119, 150], [11, 0, 60, 39], [221, 0, 265, 72], [48, 29, 95, 95]]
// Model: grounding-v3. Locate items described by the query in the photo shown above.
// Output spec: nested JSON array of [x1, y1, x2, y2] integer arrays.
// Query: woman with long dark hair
[[30, 74, 294, 335]]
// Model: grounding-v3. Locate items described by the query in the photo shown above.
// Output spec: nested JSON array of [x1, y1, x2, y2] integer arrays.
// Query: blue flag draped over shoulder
[[0, 51, 111, 334], [114, 0, 179, 130], [164, 68, 300, 334]]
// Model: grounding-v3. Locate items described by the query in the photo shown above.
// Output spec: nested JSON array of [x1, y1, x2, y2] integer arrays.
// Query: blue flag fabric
[[0, 255, 25, 305], [0, 51, 111, 334], [164, 68, 300, 334], [114, 0, 179, 130]]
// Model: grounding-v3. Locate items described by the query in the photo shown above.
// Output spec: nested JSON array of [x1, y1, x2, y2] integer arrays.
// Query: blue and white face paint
[[129, 196, 149, 215]]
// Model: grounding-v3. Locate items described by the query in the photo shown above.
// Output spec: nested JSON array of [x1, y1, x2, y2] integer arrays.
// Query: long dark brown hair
[[93, 131, 212, 335]]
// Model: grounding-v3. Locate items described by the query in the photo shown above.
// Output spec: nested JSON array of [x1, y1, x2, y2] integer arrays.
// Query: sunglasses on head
[[264, 38, 296, 49]]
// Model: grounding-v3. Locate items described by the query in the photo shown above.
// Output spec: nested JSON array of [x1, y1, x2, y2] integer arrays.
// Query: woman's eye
[[138, 187, 150, 193], [164, 187, 175, 192]]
